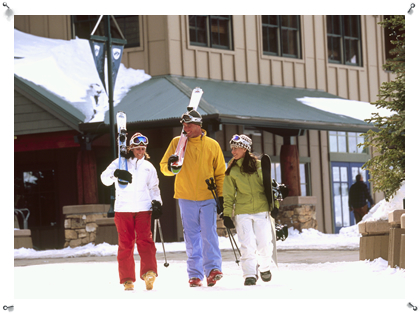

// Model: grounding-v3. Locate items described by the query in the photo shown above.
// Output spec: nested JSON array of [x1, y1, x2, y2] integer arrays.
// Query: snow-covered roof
[[15, 29, 392, 132]]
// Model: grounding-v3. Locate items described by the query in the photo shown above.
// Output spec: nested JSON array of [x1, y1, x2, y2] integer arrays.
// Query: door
[[14, 168, 61, 249], [331, 162, 370, 233]]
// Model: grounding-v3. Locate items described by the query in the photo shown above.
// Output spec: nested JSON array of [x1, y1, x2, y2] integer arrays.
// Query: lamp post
[[89, 15, 127, 217]]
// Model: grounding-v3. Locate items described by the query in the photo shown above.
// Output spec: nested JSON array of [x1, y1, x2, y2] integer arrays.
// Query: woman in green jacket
[[223, 134, 274, 286]]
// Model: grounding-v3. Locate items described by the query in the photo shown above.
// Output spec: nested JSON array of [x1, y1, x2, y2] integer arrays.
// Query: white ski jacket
[[101, 157, 162, 213]]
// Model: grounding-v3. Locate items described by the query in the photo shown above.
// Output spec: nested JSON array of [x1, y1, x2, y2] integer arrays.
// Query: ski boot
[[189, 277, 203, 287], [244, 277, 257, 286], [207, 269, 223, 287], [260, 270, 272, 282], [124, 280, 134, 291], [143, 271, 156, 291]]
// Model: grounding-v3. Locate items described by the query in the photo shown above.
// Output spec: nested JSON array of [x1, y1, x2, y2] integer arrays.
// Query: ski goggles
[[130, 135, 148, 146], [230, 134, 252, 151], [180, 113, 202, 124]]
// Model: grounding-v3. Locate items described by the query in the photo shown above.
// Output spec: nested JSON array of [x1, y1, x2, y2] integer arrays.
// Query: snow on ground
[[13, 229, 360, 260], [14, 182, 405, 260], [14, 257, 404, 300], [14, 187, 406, 301]]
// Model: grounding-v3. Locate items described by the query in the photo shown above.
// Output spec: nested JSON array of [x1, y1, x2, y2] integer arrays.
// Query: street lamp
[[89, 15, 127, 217]]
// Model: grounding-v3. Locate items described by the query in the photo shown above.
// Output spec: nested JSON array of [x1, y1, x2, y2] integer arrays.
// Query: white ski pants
[[234, 212, 273, 279]]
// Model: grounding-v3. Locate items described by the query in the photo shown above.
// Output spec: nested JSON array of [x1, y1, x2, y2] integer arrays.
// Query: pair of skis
[[169, 87, 203, 175]]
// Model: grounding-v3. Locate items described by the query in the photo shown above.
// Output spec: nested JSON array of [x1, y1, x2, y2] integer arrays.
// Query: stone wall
[[216, 196, 317, 236], [277, 196, 318, 232], [63, 204, 109, 248]]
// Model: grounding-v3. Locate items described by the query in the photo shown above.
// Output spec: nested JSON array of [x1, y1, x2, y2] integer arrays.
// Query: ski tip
[[187, 87, 204, 111]]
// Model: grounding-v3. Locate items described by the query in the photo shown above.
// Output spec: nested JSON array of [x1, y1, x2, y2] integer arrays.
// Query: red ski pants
[[114, 211, 157, 284]]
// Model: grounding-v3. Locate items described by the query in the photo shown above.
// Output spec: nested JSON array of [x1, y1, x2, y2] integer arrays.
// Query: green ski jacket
[[223, 158, 273, 217]]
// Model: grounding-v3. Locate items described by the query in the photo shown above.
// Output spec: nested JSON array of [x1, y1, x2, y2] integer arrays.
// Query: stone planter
[[14, 229, 33, 249], [277, 196, 317, 232], [358, 209, 405, 269], [63, 204, 109, 248]]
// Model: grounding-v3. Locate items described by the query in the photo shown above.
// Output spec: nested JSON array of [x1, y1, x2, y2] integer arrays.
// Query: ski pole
[[154, 219, 169, 267], [205, 178, 241, 264], [208, 177, 241, 255]]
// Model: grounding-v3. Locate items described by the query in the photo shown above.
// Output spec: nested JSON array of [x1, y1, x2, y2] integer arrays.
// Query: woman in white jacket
[[101, 132, 162, 291]]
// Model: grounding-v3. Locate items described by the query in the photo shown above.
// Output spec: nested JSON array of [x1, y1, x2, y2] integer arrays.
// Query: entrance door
[[331, 162, 369, 233], [14, 168, 62, 249]]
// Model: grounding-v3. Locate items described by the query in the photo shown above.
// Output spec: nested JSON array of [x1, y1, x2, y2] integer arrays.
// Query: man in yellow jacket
[[160, 109, 226, 287]]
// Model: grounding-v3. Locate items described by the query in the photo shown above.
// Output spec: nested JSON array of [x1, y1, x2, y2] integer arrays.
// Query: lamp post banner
[[111, 44, 124, 92], [89, 40, 106, 90]]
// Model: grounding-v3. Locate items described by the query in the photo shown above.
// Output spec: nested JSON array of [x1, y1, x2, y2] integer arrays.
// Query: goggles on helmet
[[130, 135, 148, 146], [230, 134, 248, 146], [180, 113, 202, 124]]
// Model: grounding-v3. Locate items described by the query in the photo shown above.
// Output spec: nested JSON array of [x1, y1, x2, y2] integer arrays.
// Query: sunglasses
[[130, 135, 148, 146]]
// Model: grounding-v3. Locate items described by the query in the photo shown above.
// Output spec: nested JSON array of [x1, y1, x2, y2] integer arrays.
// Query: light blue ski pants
[[179, 199, 222, 280]]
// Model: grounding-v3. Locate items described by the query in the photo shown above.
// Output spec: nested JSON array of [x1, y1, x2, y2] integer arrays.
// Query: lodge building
[[14, 15, 394, 249]]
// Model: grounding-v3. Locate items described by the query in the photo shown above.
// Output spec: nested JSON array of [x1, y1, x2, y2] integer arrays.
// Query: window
[[271, 162, 310, 196], [72, 15, 140, 48], [189, 15, 233, 50], [300, 163, 310, 196], [329, 131, 367, 154], [327, 16, 362, 66], [262, 15, 301, 58]]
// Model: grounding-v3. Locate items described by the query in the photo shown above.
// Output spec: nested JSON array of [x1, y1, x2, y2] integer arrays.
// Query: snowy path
[[14, 258, 404, 300]]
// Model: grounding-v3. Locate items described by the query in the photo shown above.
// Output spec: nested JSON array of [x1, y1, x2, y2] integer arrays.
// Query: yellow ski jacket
[[160, 129, 226, 201]]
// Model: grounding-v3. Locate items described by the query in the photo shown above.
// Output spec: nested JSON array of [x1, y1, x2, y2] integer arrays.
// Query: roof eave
[[217, 114, 376, 133]]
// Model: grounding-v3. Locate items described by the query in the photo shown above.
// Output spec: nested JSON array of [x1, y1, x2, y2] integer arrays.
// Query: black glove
[[223, 216, 235, 229], [151, 200, 162, 220], [167, 155, 179, 172], [114, 169, 132, 183], [217, 197, 224, 214], [271, 207, 279, 219], [121, 151, 130, 159]]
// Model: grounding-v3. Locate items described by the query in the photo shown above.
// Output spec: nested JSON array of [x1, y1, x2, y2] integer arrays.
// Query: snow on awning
[[296, 97, 395, 122]]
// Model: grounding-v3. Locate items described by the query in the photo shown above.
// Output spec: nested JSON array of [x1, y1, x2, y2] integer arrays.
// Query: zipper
[[194, 136, 205, 201]]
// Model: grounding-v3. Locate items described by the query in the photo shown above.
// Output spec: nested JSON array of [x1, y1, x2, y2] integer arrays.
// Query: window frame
[[326, 15, 363, 67], [189, 15, 234, 50], [262, 15, 302, 59], [328, 131, 368, 154], [71, 15, 141, 49]]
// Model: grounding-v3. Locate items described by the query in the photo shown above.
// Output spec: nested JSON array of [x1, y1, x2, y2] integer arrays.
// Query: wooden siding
[[14, 91, 72, 135]]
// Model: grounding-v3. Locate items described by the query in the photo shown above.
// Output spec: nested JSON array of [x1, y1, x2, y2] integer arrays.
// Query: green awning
[[104, 75, 373, 132]]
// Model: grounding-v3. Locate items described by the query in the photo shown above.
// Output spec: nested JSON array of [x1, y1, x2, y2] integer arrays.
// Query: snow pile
[[340, 181, 405, 236], [14, 29, 151, 122]]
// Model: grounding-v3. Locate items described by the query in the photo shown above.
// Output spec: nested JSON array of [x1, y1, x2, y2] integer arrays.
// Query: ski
[[116, 111, 129, 187], [261, 154, 278, 267], [170, 87, 203, 175]]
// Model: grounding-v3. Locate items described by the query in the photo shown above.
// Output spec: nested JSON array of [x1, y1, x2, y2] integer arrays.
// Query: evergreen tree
[[359, 15, 405, 201]]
